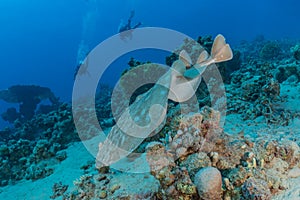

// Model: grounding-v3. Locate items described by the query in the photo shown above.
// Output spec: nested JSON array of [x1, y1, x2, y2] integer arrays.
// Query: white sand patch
[[272, 176, 300, 200], [0, 134, 158, 200], [0, 141, 95, 200], [224, 113, 269, 137], [279, 82, 300, 112], [288, 167, 300, 178]]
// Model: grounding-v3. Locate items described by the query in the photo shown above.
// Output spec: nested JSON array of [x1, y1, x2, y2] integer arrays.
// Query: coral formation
[[0, 85, 59, 121], [0, 103, 77, 186], [197, 35, 213, 52], [1, 107, 20, 123], [228, 58, 295, 125], [50, 182, 69, 199], [291, 44, 300, 60], [145, 109, 222, 199], [259, 41, 281, 59], [146, 143, 198, 200], [242, 178, 271, 200], [144, 106, 300, 199]]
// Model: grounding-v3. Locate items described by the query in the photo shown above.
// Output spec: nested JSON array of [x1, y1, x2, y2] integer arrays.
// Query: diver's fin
[[179, 50, 192, 68], [211, 34, 233, 63], [196, 50, 209, 64], [133, 22, 142, 29]]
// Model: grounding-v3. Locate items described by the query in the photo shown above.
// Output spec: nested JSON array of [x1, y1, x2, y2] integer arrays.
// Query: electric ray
[[96, 34, 233, 168]]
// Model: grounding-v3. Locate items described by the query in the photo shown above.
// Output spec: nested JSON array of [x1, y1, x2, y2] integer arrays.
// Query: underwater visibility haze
[[1, 0, 300, 199]]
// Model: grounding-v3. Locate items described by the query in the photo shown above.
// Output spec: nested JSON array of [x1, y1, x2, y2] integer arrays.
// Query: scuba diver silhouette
[[118, 10, 142, 40]]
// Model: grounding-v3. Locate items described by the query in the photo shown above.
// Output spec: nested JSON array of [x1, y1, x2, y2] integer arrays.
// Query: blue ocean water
[[1, 0, 299, 88], [0, 2, 295, 124], [0, 0, 299, 128]]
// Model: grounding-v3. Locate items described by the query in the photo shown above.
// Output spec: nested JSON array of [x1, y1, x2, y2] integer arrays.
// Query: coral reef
[[121, 57, 150, 76], [241, 178, 271, 200], [0, 103, 78, 186], [218, 50, 242, 83], [197, 35, 213, 52], [259, 41, 281, 60], [50, 182, 69, 199], [87, 36, 300, 199], [1, 36, 300, 200], [0, 83, 115, 187], [145, 106, 300, 199], [290, 44, 300, 60], [1, 107, 20, 123], [274, 62, 300, 83], [146, 143, 198, 200], [0, 85, 59, 121], [227, 37, 299, 125], [95, 84, 114, 127], [145, 108, 223, 199]]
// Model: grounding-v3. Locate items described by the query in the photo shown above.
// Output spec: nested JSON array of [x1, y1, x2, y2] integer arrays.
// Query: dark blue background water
[[0, 0, 299, 128]]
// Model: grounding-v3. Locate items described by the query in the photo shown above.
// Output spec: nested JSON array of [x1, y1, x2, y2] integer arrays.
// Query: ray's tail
[[209, 34, 233, 64]]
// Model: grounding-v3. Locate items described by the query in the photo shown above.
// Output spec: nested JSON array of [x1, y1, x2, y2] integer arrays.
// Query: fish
[[96, 63, 171, 167], [96, 34, 233, 168]]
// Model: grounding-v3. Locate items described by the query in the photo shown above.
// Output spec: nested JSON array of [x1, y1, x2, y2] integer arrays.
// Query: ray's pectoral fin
[[179, 50, 192, 69], [168, 53, 202, 103]]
